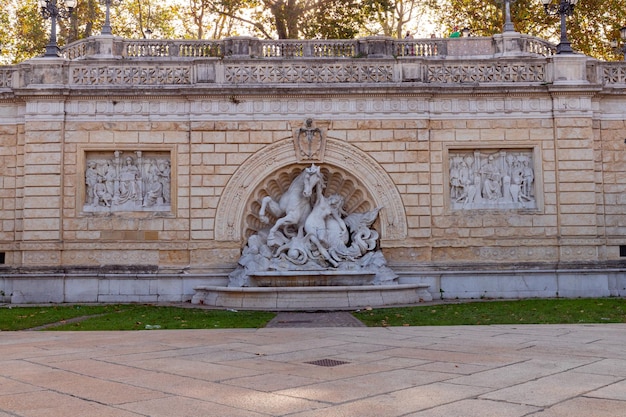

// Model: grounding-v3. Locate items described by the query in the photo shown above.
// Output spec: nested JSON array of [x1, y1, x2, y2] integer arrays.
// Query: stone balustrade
[[0, 34, 623, 89], [0, 34, 621, 90], [1, 33, 626, 304], [60, 34, 556, 60]]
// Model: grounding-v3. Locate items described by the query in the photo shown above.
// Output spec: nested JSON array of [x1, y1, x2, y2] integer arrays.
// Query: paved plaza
[[1, 320, 625, 416]]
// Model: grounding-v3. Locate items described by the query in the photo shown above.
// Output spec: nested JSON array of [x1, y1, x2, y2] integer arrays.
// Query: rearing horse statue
[[259, 164, 324, 243]]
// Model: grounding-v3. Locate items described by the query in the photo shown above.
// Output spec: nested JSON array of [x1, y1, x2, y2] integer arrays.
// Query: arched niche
[[215, 137, 407, 243]]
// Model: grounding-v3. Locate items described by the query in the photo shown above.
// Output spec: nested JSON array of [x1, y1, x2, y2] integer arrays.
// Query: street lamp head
[[543, 0, 578, 54], [620, 26, 626, 41], [39, 0, 76, 57]]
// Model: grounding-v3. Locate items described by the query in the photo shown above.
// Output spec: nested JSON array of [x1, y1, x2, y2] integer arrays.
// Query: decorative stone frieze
[[71, 65, 192, 85], [1, 33, 625, 304], [599, 63, 626, 84], [426, 62, 547, 83], [224, 63, 394, 84]]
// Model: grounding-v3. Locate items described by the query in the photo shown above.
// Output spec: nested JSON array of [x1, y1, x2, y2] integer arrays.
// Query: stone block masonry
[[0, 34, 624, 303]]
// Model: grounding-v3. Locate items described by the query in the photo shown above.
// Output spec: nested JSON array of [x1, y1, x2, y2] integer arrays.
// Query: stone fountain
[[192, 164, 431, 310]]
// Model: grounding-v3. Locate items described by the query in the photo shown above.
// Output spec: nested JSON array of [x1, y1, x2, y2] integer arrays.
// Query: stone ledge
[[191, 283, 433, 311]]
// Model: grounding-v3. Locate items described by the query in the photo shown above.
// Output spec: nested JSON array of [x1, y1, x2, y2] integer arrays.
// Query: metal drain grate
[[305, 358, 350, 367]]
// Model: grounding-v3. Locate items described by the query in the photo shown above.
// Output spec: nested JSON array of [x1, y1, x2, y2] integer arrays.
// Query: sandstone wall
[[0, 36, 624, 302]]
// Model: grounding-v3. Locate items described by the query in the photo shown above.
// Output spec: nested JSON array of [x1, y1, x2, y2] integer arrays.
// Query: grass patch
[[353, 298, 626, 327], [0, 304, 275, 331], [2, 298, 624, 330]]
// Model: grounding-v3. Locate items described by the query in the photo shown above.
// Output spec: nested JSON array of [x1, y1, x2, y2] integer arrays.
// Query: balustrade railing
[[40, 35, 626, 88], [395, 40, 444, 57], [177, 41, 222, 57], [520, 36, 556, 57], [61, 35, 558, 61], [126, 41, 171, 57], [63, 41, 88, 60], [262, 41, 305, 58]]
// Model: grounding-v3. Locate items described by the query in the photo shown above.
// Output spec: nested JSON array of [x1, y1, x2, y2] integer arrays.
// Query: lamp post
[[99, 0, 120, 35], [39, 0, 76, 57], [541, 0, 578, 54], [502, 0, 517, 32]]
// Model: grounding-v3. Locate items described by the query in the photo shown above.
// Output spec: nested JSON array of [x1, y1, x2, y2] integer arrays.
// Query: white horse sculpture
[[259, 164, 324, 242]]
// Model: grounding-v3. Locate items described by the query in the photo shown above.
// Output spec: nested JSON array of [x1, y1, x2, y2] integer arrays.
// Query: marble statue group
[[228, 164, 397, 287]]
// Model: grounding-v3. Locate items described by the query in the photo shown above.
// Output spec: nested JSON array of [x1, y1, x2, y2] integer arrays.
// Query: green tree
[[246, 0, 382, 39], [434, 0, 626, 61], [114, 0, 182, 39], [71, 0, 102, 40], [183, 0, 254, 39], [0, 5, 11, 64], [364, 0, 439, 38], [14, 0, 48, 62]]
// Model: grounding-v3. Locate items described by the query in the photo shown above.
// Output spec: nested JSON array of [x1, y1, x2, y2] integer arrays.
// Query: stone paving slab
[[0, 324, 625, 416]]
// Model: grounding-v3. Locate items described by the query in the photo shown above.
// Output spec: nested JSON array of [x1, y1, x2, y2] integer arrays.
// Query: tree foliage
[[0, 0, 624, 64], [435, 0, 626, 60], [14, 0, 48, 63], [178, 0, 254, 39]]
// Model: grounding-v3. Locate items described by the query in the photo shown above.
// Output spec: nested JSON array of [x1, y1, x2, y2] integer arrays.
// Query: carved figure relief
[[83, 150, 171, 213], [449, 150, 537, 210]]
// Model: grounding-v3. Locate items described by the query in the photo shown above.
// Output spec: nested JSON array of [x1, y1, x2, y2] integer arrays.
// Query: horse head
[[302, 164, 322, 198]]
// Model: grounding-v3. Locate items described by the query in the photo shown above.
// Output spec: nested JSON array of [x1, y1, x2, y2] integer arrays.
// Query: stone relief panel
[[83, 150, 171, 213], [449, 149, 537, 210]]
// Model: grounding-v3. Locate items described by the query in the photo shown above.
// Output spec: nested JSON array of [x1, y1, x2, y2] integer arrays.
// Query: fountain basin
[[250, 270, 375, 287], [191, 283, 432, 310]]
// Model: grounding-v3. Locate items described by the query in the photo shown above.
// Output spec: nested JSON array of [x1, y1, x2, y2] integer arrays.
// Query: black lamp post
[[502, 0, 517, 32], [541, 0, 578, 54], [39, 0, 76, 57], [99, 0, 120, 35]]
